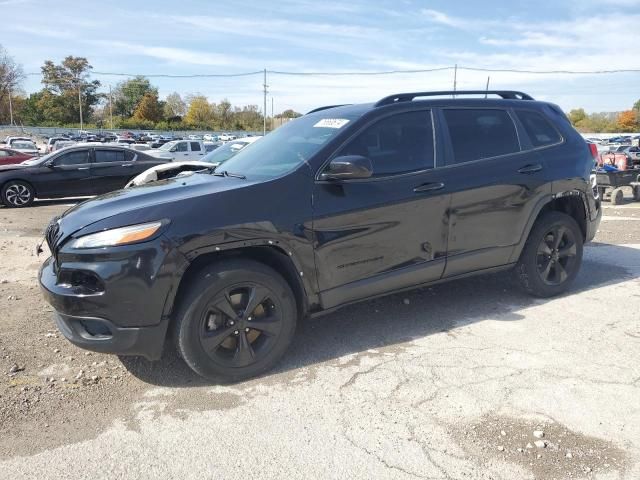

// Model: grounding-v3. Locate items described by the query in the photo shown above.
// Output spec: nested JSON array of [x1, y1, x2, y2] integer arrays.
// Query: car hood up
[[55, 171, 254, 241]]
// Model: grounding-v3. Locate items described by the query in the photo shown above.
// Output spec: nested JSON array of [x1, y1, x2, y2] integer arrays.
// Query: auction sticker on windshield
[[314, 119, 350, 129]]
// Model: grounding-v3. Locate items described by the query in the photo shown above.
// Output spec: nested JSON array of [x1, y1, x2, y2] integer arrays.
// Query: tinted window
[[55, 150, 89, 166], [443, 109, 520, 164], [516, 110, 562, 147], [94, 150, 125, 163], [125, 150, 136, 161], [338, 111, 434, 176], [0, 150, 8, 157], [190, 142, 201, 152], [175, 142, 188, 152]]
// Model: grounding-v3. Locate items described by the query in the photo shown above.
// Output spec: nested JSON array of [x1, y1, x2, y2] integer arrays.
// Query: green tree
[[163, 92, 186, 118], [113, 76, 156, 118], [276, 109, 302, 119], [133, 92, 163, 123], [568, 108, 587, 127], [633, 99, 640, 112], [39, 56, 101, 124]]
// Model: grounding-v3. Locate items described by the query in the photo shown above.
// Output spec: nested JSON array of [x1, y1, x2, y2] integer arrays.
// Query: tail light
[[588, 142, 599, 161]]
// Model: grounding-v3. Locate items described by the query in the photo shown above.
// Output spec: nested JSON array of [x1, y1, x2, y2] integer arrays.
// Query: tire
[[1, 180, 35, 208], [515, 212, 584, 298], [173, 259, 297, 382], [632, 186, 640, 202], [610, 187, 624, 205]]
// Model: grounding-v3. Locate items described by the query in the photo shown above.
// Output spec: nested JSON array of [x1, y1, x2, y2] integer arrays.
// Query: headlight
[[68, 221, 163, 249]]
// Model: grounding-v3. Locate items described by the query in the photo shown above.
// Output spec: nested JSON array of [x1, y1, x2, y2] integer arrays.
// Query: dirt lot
[[1, 194, 639, 479]]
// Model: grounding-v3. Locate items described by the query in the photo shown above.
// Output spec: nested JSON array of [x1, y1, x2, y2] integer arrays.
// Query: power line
[[23, 65, 640, 79]]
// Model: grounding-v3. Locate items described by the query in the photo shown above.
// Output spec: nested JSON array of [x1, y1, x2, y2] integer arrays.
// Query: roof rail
[[306, 104, 350, 115], [374, 90, 534, 107]]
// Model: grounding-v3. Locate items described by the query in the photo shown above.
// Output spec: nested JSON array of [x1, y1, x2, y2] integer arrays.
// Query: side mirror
[[45, 160, 54, 168], [169, 147, 177, 153], [320, 155, 373, 180]]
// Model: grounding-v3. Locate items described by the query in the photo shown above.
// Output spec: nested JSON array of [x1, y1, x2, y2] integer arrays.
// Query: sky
[[2, 0, 640, 114]]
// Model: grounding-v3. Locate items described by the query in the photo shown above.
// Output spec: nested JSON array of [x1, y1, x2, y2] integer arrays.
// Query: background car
[[10, 141, 39, 157], [46, 136, 69, 153], [126, 136, 261, 186], [0, 145, 170, 207], [52, 140, 77, 151], [0, 148, 34, 165]]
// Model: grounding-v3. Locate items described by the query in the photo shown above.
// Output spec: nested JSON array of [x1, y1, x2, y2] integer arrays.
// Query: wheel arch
[[166, 245, 312, 332], [509, 191, 588, 263]]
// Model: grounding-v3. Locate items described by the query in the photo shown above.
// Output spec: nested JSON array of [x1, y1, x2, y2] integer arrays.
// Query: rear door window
[[443, 109, 520, 164], [516, 110, 562, 148], [175, 142, 188, 152], [190, 142, 201, 152], [94, 149, 125, 163]]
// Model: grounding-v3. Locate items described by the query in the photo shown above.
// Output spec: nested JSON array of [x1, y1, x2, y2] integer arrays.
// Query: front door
[[34, 148, 93, 197], [312, 110, 451, 308]]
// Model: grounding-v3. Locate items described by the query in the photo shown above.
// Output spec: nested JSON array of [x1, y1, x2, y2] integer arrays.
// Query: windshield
[[13, 142, 36, 149], [202, 140, 252, 164], [159, 141, 178, 151], [218, 114, 357, 178]]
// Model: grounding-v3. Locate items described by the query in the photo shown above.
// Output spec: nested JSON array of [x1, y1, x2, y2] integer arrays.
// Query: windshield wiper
[[211, 170, 246, 179]]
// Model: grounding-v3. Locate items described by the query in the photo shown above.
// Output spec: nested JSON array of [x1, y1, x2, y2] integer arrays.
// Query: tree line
[[568, 101, 639, 133], [0, 46, 301, 131]]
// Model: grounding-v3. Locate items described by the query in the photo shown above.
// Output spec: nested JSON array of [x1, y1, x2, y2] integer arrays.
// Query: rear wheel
[[173, 259, 297, 381], [1, 181, 34, 208], [515, 212, 583, 298]]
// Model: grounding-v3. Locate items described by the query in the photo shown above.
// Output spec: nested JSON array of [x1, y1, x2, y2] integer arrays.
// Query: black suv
[[39, 90, 602, 381]]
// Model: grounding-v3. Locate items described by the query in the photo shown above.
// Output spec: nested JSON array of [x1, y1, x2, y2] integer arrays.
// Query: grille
[[45, 217, 61, 254]]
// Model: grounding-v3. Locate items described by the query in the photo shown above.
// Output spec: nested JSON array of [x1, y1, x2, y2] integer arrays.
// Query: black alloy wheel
[[535, 225, 578, 286], [174, 259, 297, 381], [199, 283, 283, 368]]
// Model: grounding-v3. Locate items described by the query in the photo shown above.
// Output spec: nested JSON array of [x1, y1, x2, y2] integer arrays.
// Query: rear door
[[90, 148, 131, 194], [312, 109, 452, 308], [34, 149, 93, 197], [439, 107, 550, 277], [188, 141, 205, 160]]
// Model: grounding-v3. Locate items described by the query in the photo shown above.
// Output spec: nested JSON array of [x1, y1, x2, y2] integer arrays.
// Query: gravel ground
[[0, 196, 639, 479]]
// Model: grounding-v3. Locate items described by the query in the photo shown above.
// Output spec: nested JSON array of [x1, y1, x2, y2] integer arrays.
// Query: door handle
[[77, 166, 89, 170], [414, 182, 445, 193], [122, 163, 134, 167], [517, 164, 543, 174]]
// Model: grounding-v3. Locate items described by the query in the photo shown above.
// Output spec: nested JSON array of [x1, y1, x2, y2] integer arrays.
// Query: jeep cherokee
[[39, 90, 602, 381]]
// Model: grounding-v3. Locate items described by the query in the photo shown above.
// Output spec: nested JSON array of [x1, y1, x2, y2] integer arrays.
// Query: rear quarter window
[[516, 110, 562, 148]]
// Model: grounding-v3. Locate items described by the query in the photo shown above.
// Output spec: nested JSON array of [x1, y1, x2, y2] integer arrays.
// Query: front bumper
[[52, 311, 167, 360], [38, 237, 187, 359]]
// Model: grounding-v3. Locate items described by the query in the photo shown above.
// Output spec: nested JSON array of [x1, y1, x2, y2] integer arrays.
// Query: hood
[[147, 150, 173, 158], [0, 163, 31, 173], [56, 171, 254, 240]]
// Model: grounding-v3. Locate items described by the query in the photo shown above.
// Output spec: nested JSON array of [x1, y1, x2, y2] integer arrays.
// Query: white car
[[52, 140, 77, 151], [203, 133, 218, 142], [128, 144, 152, 152], [187, 134, 203, 141], [46, 136, 69, 153], [127, 136, 261, 187], [146, 139, 207, 161], [218, 133, 237, 142], [10, 140, 40, 157]]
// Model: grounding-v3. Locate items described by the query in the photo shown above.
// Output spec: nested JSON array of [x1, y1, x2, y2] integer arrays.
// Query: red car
[[0, 148, 34, 165]]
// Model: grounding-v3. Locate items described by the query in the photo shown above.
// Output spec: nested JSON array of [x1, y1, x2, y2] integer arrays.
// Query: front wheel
[[1, 181, 35, 208], [515, 212, 584, 298], [173, 259, 297, 382]]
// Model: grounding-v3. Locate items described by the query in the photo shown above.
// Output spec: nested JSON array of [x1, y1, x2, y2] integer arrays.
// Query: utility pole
[[77, 78, 83, 132], [263, 68, 268, 135], [485, 76, 490, 98], [8, 87, 13, 126], [271, 97, 274, 131], [453, 64, 457, 98], [109, 84, 114, 130]]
